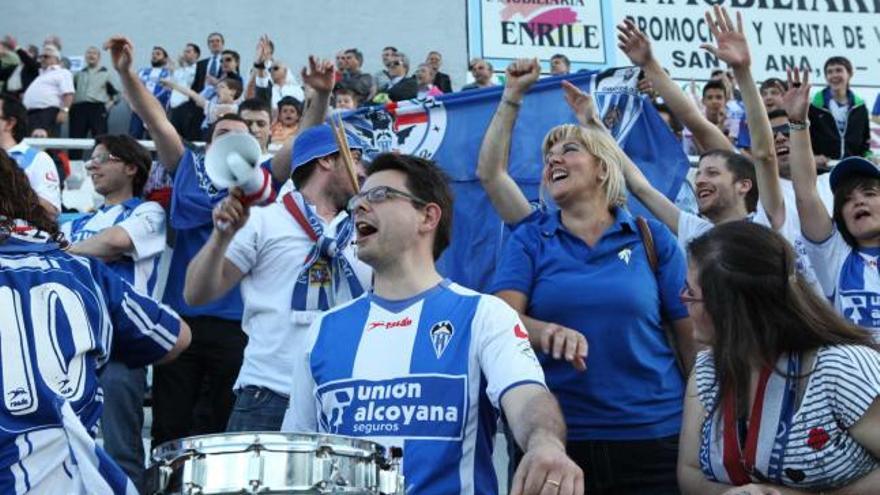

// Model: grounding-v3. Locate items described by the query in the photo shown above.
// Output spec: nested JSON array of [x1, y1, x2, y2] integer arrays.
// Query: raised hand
[[103, 36, 134, 73], [212, 188, 250, 237], [616, 19, 654, 67], [561, 80, 602, 129], [503, 58, 540, 98], [781, 67, 811, 122], [301, 55, 335, 93], [700, 6, 750, 69]]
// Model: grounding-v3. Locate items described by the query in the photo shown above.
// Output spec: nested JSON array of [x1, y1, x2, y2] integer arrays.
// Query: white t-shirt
[[677, 205, 823, 294], [7, 143, 61, 211], [829, 98, 850, 136], [224, 202, 372, 395]]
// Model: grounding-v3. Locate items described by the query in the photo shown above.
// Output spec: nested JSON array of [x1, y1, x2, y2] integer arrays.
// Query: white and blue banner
[[342, 68, 689, 291]]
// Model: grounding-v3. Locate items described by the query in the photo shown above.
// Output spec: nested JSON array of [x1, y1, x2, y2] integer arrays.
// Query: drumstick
[[330, 112, 360, 193]]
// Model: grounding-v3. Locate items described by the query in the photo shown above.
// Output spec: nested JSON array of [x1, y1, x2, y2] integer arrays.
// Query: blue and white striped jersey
[[0, 227, 181, 494], [802, 229, 880, 341], [61, 198, 166, 297], [283, 280, 545, 495]]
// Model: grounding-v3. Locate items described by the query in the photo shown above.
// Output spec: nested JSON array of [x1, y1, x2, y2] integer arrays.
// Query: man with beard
[[105, 36, 334, 445], [184, 125, 371, 431], [129, 46, 171, 138]]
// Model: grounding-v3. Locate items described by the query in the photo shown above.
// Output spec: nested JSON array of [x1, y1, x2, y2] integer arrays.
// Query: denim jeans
[[225, 386, 289, 432], [100, 361, 146, 494]]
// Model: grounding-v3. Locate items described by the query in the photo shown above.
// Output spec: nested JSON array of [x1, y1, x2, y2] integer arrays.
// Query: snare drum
[[144, 432, 404, 494]]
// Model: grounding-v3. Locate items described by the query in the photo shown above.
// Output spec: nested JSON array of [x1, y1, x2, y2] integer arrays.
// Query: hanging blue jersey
[[283, 280, 545, 495], [165, 149, 278, 319], [802, 229, 880, 341], [0, 227, 182, 493], [61, 198, 166, 297]]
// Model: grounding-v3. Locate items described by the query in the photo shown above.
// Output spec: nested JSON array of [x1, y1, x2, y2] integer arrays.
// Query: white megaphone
[[205, 132, 273, 205]]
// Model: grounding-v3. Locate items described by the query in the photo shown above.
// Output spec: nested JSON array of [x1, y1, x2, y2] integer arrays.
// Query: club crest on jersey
[[309, 259, 331, 287], [349, 98, 446, 159], [429, 320, 454, 359]]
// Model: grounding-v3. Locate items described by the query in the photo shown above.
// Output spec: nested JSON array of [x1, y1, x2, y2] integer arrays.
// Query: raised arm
[[562, 80, 682, 232], [702, 7, 784, 229], [475, 58, 538, 224], [160, 78, 206, 108], [104, 37, 184, 172], [617, 20, 732, 153], [782, 68, 833, 242], [269, 56, 334, 184]]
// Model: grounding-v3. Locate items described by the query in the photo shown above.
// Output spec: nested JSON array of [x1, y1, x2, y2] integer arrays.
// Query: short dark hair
[[550, 53, 570, 66], [824, 56, 853, 75], [0, 95, 28, 143], [152, 46, 168, 59], [334, 80, 367, 102], [698, 149, 758, 213], [383, 46, 398, 53], [366, 153, 453, 260], [345, 48, 364, 66], [222, 50, 240, 67], [702, 79, 727, 98], [208, 32, 224, 43], [832, 174, 880, 247], [186, 43, 201, 57], [688, 221, 876, 417], [218, 77, 243, 99], [760, 77, 786, 93], [277, 96, 303, 114], [94, 134, 152, 197], [767, 109, 788, 120], [206, 113, 247, 144], [238, 97, 271, 117]]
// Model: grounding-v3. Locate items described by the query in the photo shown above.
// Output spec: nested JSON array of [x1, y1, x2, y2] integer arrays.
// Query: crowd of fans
[[1, 7, 880, 494]]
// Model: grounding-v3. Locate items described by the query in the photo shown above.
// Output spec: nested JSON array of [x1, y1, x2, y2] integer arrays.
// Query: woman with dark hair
[[0, 149, 189, 493], [479, 58, 696, 494], [678, 221, 879, 494], [783, 67, 880, 342]]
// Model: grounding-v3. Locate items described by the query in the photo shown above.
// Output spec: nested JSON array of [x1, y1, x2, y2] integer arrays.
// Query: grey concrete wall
[[2, 0, 471, 87]]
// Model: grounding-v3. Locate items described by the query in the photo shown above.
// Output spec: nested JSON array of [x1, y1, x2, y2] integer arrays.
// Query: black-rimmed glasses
[[346, 185, 427, 213]]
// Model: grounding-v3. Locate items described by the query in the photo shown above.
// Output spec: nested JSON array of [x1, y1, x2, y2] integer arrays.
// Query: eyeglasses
[[346, 185, 427, 213], [771, 124, 791, 137], [87, 152, 121, 166], [679, 284, 703, 305], [386, 61, 401, 68]]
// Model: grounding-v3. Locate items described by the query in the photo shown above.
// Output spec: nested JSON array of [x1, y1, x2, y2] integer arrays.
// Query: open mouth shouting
[[355, 219, 378, 244]]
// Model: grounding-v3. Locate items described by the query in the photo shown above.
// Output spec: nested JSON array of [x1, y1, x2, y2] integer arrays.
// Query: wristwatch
[[789, 119, 809, 131]]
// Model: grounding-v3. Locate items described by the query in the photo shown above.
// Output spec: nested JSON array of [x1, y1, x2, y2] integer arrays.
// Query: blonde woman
[[479, 59, 696, 494]]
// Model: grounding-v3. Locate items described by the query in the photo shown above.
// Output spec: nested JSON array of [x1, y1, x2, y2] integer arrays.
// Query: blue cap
[[829, 156, 880, 191], [291, 124, 365, 172]]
